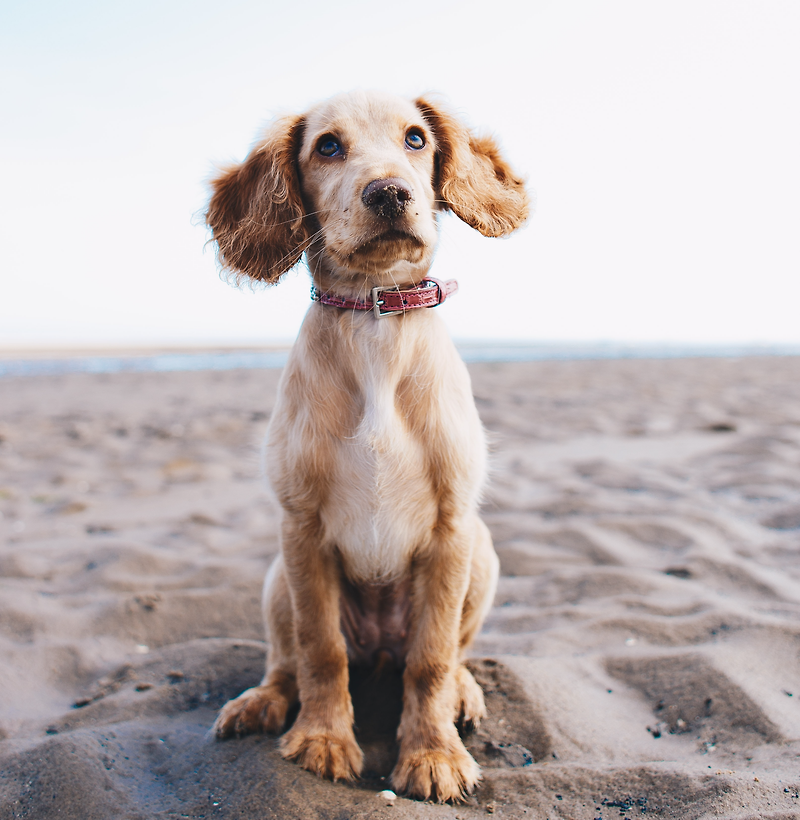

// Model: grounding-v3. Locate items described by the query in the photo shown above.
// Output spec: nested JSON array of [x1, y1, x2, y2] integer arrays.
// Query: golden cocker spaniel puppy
[[207, 90, 529, 802]]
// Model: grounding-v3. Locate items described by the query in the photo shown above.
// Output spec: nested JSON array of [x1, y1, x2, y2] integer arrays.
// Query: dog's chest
[[269, 309, 484, 582], [321, 366, 438, 581]]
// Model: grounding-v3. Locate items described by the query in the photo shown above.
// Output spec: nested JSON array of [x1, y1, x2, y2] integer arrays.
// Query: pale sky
[[2, 0, 799, 348]]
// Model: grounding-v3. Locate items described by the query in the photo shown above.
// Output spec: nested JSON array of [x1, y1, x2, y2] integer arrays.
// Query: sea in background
[[2, 342, 800, 378]]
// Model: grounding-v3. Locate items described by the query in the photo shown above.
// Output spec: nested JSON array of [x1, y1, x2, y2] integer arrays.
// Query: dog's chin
[[347, 230, 429, 265]]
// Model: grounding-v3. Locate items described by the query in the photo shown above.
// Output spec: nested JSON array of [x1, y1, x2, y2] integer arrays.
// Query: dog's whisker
[[431, 199, 486, 219], [265, 227, 327, 277], [248, 207, 339, 230]]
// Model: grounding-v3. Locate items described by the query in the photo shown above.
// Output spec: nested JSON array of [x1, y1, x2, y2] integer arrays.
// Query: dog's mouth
[[349, 228, 425, 257]]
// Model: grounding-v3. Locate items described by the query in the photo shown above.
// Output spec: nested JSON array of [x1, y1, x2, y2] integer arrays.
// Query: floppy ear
[[415, 96, 530, 237], [206, 114, 307, 284]]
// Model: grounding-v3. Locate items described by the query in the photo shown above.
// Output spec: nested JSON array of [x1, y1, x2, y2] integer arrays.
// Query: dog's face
[[206, 90, 529, 289], [298, 91, 440, 285]]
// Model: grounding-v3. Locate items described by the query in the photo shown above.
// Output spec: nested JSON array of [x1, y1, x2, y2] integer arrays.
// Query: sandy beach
[[1, 355, 800, 819]]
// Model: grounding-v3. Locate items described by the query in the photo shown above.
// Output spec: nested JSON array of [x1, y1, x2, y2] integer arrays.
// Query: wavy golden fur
[[207, 90, 528, 802]]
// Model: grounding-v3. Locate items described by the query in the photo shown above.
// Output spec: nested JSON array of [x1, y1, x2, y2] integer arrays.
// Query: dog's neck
[[306, 245, 435, 302]]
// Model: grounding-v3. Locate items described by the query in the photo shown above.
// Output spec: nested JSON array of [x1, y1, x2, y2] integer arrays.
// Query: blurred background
[[2, 0, 799, 350]]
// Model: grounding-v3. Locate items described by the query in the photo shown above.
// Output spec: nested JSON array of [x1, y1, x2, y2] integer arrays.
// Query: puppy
[[207, 90, 529, 802]]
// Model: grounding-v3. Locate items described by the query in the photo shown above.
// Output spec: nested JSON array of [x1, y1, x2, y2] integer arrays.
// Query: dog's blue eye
[[317, 137, 341, 157], [405, 131, 425, 150]]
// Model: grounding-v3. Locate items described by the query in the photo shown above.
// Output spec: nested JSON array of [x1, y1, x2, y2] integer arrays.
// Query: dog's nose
[[361, 178, 413, 218]]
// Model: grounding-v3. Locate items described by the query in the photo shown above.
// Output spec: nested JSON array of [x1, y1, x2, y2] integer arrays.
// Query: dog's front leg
[[392, 522, 481, 802], [278, 514, 363, 781]]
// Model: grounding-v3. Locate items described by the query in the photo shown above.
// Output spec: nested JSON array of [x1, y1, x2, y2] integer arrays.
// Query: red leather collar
[[311, 278, 458, 319]]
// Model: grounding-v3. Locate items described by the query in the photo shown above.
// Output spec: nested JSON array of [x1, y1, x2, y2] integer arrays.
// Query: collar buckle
[[371, 285, 401, 319]]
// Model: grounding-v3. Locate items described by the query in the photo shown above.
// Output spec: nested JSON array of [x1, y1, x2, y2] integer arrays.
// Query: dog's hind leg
[[455, 517, 499, 728], [213, 555, 298, 737]]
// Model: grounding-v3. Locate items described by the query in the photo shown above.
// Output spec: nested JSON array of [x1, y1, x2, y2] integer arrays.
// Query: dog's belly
[[339, 575, 412, 666]]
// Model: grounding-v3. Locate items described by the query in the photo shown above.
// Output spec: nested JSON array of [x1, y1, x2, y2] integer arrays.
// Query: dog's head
[[206, 90, 529, 291]]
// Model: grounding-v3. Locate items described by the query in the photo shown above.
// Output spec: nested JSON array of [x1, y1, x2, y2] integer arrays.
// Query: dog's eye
[[316, 136, 342, 157], [405, 130, 425, 150]]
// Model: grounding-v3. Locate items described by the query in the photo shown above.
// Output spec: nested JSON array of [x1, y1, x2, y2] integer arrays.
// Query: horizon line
[[2, 340, 800, 379]]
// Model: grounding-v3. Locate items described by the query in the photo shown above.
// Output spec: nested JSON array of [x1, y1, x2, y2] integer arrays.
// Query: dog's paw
[[280, 722, 364, 782], [213, 684, 291, 738], [456, 664, 486, 729], [391, 742, 481, 803]]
